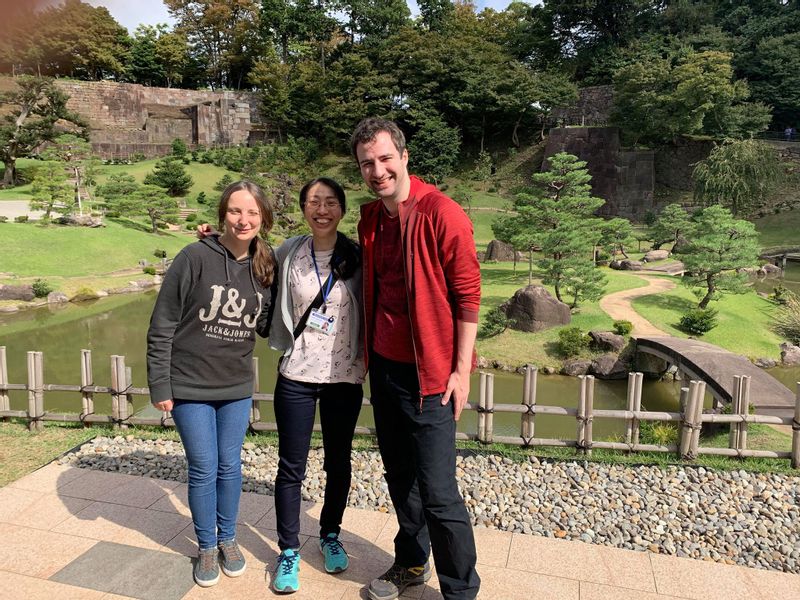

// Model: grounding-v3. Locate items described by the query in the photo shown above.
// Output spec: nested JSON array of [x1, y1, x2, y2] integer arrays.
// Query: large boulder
[[590, 353, 629, 379], [502, 285, 571, 332], [589, 330, 625, 353], [759, 263, 782, 277], [47, 291, 68, 304], [561, 359, 592, 377], [0, 284, 34, 301], [54, 214, 104, 227], [671, 235, 690, 255], [780, 343, 800, 366], [484, 239, 523, 262], [643, 249, 670, 262], [610, 259, 643, 271]]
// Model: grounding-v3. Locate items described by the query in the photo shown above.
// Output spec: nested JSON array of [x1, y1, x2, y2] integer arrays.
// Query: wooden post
[[678, 386, 690, 459], [110, 355, 121, 430], [577, 375, 587, 450], [729, 376, 742, 451], [521, 365, 537, 444], [791, 383, 800, 469], [690, 381, 706, 458], [625, 372, 636, 447], [0, 346, 9, 415], [478, 372, 487, 443], [251, 356, 260, 424], [115, 355, 130, 429], [585, 375, 595, 456], [738, 375, 750, 453], [80, 349, 94, 421], [27, 351, 44, 431], [632, 372, 643, 445], [485, 372, 495, 444]]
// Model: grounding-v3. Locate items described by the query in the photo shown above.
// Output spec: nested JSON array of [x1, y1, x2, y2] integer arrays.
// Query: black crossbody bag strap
[[292, 271, 337, 340]]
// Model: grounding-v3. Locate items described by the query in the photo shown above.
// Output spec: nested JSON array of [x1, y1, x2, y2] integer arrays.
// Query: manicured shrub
[[0, 216, 7, 223], [557, 327, 589, 357], [14, 215, 29, 223], [196, 192, 207, 205], [153, 249, 167, 259], [31, 278, 54, 298], [478, 306, 513, 339], [679, 308, 719, 335], [171, 138, 188, 158], [143, 266, 157, 275], [613, 320, 634, 336], [185, 213, 197, 222]]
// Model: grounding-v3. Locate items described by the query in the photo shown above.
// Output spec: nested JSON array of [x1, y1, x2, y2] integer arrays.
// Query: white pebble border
[[60, 436, 800, 574]]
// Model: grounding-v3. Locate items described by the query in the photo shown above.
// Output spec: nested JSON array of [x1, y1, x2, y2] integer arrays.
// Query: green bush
[[185, 213, 197, 222], [196, 192, 207, 205], [171, 138, 188, 158], [14, 215, 29, 223], [557, 327, 589, 357], [639, 421, 679, 446], [613, 320, 633, 336], [774, 291, 800, 345], [130, 153, 146, 163], [478, 306, 513, 339], [14, 163, 45, 185], [143, 266, 156, 275], [0, 215, 7, 223], [31, 278, 54, 298], [71, 287, 99, 302], [153, 249, 167, 259], [214, 174, 234, 192], [679, 308, 719, 335]]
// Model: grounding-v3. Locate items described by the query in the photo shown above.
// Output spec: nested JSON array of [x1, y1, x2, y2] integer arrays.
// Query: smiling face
[[302, 181, 343, 239], [222, 189, 262, 244], [355, 130, 410, 206]]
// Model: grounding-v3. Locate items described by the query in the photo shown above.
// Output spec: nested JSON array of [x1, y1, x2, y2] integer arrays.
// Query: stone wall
[[655, 139, 715, 191], [544, 127, 655, 220], [0, 77, 265, 158], [552, 85, 614, 127]]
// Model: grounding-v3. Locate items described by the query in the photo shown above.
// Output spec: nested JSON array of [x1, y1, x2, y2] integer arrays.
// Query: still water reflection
[[1, 293, 796, 440]]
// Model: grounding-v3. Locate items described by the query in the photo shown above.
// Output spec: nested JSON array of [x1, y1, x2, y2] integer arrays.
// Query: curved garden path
[[599, 274, 676, 337]]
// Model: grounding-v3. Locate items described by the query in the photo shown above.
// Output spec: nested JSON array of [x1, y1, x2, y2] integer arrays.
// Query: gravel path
[[62, 436, 800, 574], [599, 275, 676, 336]]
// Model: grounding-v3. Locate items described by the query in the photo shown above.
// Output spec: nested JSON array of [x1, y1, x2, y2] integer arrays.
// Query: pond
[[1, 293, 797, 440]]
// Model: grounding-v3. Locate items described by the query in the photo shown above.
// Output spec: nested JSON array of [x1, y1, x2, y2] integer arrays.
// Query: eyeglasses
[[305, 199, 341, 210]]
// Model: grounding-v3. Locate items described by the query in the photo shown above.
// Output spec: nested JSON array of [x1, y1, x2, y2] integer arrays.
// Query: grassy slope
[[0, 221, 192, 277], [477, 262, 648, 368]]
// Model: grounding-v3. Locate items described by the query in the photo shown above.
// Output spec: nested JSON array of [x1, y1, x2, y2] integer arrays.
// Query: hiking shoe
[[319, 533, 349, 573], [272, 548, 300, 593], [218, 538, 246, 577], [193, 547, 220, 587], [368, 562, 431, 600]]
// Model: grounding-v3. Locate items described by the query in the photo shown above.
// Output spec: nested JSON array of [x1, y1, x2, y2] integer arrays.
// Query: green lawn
[[476, 262, 648, 368], [631, 286, 783, 359], [0, 221, 192, 277]]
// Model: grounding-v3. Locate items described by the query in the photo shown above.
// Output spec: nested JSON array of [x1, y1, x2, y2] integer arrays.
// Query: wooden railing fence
[[1, 348, 798, 468]]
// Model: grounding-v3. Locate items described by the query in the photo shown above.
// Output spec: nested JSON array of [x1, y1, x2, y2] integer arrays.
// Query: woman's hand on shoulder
[[196, 223, 216, 239], [153, 399, 174, 412]]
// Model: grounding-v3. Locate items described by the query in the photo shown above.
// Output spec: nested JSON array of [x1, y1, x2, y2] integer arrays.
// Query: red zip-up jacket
[[358, 176, 481, 396]]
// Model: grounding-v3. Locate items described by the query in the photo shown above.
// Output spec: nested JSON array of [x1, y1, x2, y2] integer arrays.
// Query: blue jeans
[[171, 397, 252, 550], [273, 374, 363, 550]]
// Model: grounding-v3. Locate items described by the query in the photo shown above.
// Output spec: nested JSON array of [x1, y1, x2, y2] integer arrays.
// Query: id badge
[[307, 309, 337, 335]]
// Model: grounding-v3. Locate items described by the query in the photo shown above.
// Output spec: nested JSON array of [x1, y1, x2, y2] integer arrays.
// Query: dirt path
[[599, 275, 677, 337]]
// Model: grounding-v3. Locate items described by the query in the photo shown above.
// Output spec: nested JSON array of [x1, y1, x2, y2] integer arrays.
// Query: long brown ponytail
[[218, 180, 277, 287]]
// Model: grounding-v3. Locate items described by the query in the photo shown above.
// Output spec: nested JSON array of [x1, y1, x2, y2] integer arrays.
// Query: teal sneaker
[[218, 538, 246, 577], [193, 547, 220, 588], [319, 533, 349, 573], [272, 548, 300, 593]]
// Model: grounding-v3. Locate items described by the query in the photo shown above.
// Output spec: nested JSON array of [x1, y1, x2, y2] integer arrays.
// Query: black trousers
[[273, 373, 363, 550], [369, 353, 480, 600]]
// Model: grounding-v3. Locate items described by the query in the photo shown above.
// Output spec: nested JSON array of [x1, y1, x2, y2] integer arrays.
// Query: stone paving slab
[[2, 464, 799, 599]]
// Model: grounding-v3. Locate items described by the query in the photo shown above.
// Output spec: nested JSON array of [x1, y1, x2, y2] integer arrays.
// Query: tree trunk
[[528, 250, 533, 286], [2, 160, 15, 187], [555, 281, 563, 302], [698, 275, 715, 309], [149, 213, 159, 234]]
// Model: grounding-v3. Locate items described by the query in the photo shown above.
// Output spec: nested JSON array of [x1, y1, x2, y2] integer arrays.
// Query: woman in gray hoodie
[[147, 180, 276, 588]]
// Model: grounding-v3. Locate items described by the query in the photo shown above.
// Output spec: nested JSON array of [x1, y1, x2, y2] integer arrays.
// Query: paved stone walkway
[[599, 275, 676, 337], [1, 462, 799, 599], [0, 200, 44, 221]]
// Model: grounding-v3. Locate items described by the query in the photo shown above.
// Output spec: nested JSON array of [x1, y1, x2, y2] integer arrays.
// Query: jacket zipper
[[398, 203, 424, 414]]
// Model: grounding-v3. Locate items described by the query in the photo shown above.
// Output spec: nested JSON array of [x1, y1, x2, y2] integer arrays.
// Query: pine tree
[[144, 156, 193, 196]]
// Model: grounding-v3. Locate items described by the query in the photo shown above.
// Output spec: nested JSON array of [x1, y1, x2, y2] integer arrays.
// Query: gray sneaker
[[218, 538, 246, 577], [368, 562, 431, 600], [193, 548, 220, 587]]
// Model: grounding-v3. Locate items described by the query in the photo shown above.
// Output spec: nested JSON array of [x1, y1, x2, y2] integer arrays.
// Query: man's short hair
[[350, 117, 406, 159]]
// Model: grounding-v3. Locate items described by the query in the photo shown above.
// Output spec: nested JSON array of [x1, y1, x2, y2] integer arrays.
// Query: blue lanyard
[[310, 243, 334, 305]]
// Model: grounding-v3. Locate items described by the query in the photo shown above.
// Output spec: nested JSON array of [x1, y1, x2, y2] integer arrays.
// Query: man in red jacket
[[352, 117, 481, 600]]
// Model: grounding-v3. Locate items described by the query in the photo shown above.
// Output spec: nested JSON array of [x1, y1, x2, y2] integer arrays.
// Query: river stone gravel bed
[[61, 436, 800, 574]]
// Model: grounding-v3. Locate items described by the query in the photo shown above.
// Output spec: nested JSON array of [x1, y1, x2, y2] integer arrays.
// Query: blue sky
[[88, 0, 531, 32]]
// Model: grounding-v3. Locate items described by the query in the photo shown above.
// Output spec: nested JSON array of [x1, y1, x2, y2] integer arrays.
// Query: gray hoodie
[[146, 236, 274, 403]]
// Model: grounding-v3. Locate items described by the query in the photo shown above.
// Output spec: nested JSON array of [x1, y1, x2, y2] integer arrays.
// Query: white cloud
[[86, 0, 174, 32]]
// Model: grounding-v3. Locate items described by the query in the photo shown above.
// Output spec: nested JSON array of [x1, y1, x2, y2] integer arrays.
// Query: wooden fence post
[[632, 372, 643, 446], [729, 376, 742, 451], [690, 381, 706, 458], [585, 374, 595, 456], [478, 372, 487, 443], [251, 356, 260, 425], [679, 383, 697, 460], [521, 365, 537, 445], [577, 375, 587, 451], [26, 351, 44, 431], [678, 386, 689, 459], [625, 372, 635, 448], [0, 346, 9, 416], [116, 355, 130, 429], [791, 383, 800, 469], [738, 375, 750, 454], [80, 349, 94, 421], [485, 372, 495, 444], [110, 355, 121, 430]]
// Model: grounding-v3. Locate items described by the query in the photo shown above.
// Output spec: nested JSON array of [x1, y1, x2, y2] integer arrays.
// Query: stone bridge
[[635, 336, 796, 418]]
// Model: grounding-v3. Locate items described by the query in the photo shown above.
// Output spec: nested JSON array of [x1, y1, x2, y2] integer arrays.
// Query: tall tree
[[0, 77, 86, 187], [98, 175, 179, 234], [128, 25, 167, 86], [29, 162, 74, 221], [40, 134, 94, 215], [681, 205, 759, 309], [144, 156, 194, 197], [650, 203, 693, 250]]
